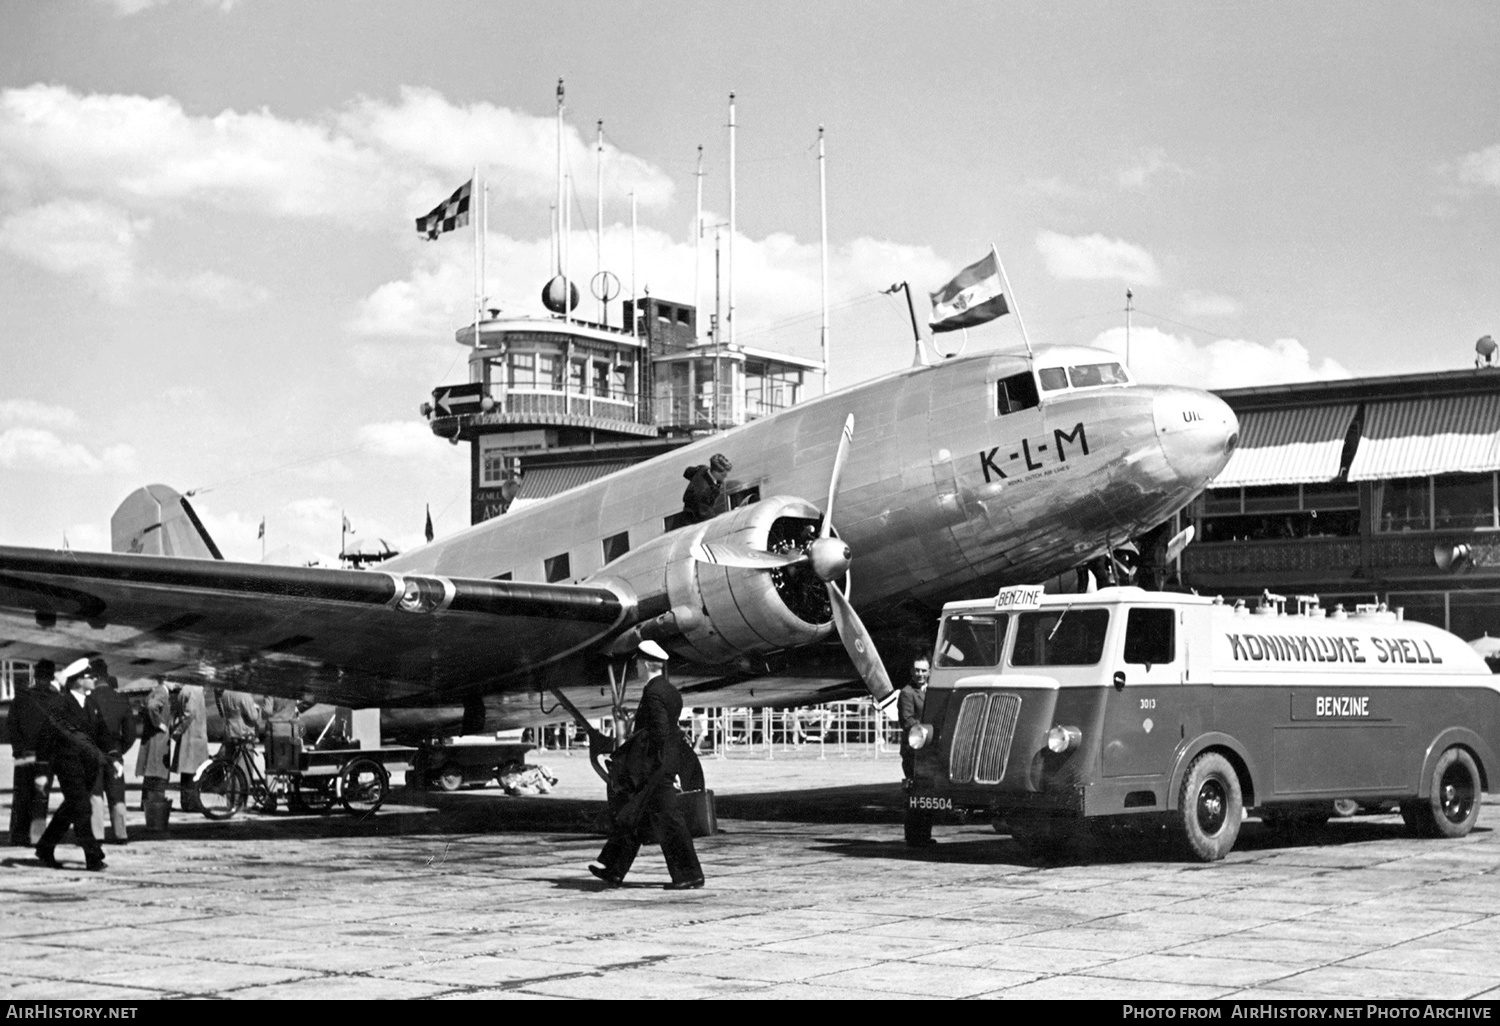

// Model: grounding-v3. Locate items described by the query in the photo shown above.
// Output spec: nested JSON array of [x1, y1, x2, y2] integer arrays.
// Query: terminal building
[[1179, 358, 1500, 641]]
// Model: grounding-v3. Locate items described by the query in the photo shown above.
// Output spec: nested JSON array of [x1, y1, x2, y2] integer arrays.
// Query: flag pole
[[991, 244, 1033, 357], [596, 120, 605, 327], [473, 165, 481, 350], [728, 91, 736, 350]]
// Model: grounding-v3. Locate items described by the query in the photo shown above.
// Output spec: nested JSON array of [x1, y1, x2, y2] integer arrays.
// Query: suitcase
[[679, 788, 717, 837]]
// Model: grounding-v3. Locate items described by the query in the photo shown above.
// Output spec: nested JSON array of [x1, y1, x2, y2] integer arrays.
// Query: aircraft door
[[1101, 607, 1184, 778]]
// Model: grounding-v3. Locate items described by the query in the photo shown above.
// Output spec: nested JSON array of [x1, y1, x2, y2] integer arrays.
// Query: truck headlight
[[1046, 725, 1082, 753], [908, 724, 934, 750]]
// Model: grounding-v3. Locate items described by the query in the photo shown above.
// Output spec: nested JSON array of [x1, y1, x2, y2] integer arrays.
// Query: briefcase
[[679, 788, 717, 837]]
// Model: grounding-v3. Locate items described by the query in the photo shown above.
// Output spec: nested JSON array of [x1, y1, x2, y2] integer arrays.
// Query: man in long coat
[[36, 660, 118, 871], [8, 659, 55, 846], [171, 684, 210, 812], [136, 680, 174, 809], [589, 642, 705, 890]]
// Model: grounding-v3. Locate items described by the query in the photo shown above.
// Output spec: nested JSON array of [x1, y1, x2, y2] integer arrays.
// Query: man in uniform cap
[[681, 453, 732, 524], [35, 659, 119, 870], [590, 640, 705, 890]]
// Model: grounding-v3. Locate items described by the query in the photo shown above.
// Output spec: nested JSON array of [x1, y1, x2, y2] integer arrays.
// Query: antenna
[[1125, 288, 1134, 366], [819, 126, 830, 395]]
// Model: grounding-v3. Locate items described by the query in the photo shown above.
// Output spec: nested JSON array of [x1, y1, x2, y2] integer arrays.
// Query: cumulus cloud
[[177, 270, 271, 311], [100, 0, 240, 13], [349, 221, 951, 358], [1457, 144, 1500, 191], [0, 399, 81, 430], [344, 87, 673, 209], [1177, 291, 1242, 319], [1116, 147, 1187, 190], [1089, 325, 1351, 389], [0, 84, 671, 232], [357, 421, 442, 460], [1037, 230, 1161, 285], [0, 199, 148, 299], [0, 427, 138, 473]]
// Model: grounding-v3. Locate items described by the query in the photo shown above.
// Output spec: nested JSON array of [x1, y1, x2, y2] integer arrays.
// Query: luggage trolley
[[195, 719, 417, 819]]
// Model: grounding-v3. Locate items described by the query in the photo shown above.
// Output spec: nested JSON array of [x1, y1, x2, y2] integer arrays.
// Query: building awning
[[513, 462, 634, 502], [1208, 404, 1358, 488], [1346, 394, 1500, 482]]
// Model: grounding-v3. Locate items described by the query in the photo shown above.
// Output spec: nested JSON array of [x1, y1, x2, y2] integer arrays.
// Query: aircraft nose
[[1153, 389, 1239, 485]]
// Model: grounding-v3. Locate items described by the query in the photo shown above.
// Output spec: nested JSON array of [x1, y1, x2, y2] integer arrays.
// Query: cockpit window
[[936, 613, 1009, 668], [995, 372, 1040, 416], [1068, 362, 1128, 389], [1037, 367, 1069, 391]]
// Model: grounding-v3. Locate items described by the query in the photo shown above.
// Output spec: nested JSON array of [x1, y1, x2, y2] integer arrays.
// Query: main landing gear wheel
[[338, 757, 389, 815], [196, 762, 248, 821], [1179, 752, 1242, 862], [1402, 747, 1481, 839], [437, 766, 465, 792]]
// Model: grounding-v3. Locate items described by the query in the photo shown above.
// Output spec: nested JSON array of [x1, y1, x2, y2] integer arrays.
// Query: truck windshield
[[936, 613, 1009, 667], [1011, 609, 1110, 666]]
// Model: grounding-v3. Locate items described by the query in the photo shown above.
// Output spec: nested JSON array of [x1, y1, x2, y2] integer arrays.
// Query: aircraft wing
[[0, 545, 631, 706]]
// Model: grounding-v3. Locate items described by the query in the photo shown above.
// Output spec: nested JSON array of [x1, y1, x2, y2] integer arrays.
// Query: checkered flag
[[415, 179, 472, 240]]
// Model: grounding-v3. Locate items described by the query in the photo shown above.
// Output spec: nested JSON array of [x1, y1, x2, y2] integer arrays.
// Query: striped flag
[[416, 179, 472, 240], [929, 249, 1009, 333]]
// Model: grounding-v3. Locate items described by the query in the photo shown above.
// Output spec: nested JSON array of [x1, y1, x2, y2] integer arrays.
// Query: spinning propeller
[[691, 415, 894, 703]]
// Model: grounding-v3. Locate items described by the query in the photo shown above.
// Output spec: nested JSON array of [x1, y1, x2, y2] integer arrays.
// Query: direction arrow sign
[[432, 383, 486, 416]]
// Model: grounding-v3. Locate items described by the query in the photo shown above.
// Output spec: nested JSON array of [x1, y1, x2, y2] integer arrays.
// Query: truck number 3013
[[1140, 698, 1156, 710]]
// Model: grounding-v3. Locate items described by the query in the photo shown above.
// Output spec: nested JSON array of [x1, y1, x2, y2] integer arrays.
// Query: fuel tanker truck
[[907, 586, 1500, 861]]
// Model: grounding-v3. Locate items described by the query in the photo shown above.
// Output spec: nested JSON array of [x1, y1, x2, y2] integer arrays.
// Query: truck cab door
[[1101, 606, 1184, 778]]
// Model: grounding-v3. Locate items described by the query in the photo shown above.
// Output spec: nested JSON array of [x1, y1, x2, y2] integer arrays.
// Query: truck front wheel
[[1179, 752, 1242, 861]]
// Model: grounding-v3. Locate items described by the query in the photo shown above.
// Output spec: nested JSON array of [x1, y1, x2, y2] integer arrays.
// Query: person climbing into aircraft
[[589, 640, 706, 891], [681, 453, 732, 524]]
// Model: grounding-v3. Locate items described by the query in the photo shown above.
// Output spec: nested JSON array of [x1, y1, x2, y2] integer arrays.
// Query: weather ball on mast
[[542, 275, 580, 314]]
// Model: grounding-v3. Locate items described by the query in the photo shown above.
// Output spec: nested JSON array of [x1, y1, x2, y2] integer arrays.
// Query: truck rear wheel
[[1179, 752, 1242, 861], [1404, 747, 1481, 839]]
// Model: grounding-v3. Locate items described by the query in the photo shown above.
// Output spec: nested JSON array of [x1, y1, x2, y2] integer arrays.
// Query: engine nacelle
[[590, 496, 835, 665]]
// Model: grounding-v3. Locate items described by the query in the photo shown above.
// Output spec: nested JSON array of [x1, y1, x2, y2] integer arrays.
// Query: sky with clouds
[[1, 0, 1496, 561]]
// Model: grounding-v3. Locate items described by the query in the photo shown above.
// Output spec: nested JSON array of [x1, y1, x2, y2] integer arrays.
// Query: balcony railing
[[499, 388, 640, 422]]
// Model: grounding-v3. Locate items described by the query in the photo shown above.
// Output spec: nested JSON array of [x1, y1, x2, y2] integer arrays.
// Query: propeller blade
[[819, 414, 855, 540], [690, 540, 806, 571], [826, 582, 892, 702]]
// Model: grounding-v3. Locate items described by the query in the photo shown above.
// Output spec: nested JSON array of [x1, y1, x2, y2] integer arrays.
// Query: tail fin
[[111, 484, 223, 559]]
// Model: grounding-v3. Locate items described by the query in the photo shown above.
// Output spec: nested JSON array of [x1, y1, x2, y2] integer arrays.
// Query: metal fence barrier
[[520, 699, 901, 760]]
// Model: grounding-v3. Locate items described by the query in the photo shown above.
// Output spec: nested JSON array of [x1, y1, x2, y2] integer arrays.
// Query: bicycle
[[195, 736, 333, 820]]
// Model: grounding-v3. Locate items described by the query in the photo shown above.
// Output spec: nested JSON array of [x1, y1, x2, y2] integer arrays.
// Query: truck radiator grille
[[948, 692, 1022, 785]]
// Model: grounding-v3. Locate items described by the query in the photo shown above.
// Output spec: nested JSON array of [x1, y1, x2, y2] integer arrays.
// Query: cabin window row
[[494, 486, 764, 584]]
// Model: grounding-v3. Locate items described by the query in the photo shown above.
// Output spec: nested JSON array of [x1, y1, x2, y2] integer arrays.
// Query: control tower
[[423, 294, 822, 524]]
